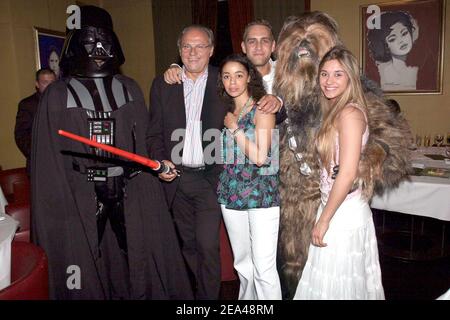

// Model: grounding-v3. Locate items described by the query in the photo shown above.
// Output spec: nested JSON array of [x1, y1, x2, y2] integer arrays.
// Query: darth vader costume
[[31, 5, 193, 299]]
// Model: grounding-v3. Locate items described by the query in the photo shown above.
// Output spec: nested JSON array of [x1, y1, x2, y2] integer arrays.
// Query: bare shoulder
[[339, 104, 365, 122], [253, 108, 275, 129], [254, 108, 275, 124], [337, 104, 366, 132]]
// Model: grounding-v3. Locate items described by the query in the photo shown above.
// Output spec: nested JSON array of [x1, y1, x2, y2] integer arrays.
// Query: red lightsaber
[[58, 129, 172, 174]]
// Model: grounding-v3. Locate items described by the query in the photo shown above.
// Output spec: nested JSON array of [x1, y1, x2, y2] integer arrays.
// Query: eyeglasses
[[180, 44, 211, 52]]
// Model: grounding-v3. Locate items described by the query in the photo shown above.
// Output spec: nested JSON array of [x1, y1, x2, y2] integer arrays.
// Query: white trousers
[[221, 205, 282, 300]]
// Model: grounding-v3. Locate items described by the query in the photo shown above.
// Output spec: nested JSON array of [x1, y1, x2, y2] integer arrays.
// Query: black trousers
[[172, 170, 222, 300]]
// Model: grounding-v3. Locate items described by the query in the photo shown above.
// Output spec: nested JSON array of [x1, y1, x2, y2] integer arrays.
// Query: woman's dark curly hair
[[367, 11, 415, 63], [217, 53, 266, 113]]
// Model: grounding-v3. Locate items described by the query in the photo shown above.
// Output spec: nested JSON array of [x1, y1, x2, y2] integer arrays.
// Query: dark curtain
[[227, 0, 254, 53], [210, 1, 233, 67], [253, 0, 307, 41], [152, 0, 192, 75], [191, 0, 218, 36]]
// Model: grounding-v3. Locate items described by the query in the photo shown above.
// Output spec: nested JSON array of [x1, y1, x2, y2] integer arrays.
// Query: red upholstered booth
[[0, 167, 31, 242], [0, 167, 29, 204], [0, 241, 49, 300]]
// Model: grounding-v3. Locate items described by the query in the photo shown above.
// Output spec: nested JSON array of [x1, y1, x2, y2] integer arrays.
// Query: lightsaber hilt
[[154, 161, 181, 177], [154, 161, 171, 174]]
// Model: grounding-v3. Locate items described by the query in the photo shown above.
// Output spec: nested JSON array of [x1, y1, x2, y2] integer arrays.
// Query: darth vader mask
[[60, 6, 125, 78]]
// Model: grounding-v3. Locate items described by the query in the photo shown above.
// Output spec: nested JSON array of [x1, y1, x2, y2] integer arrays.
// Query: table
[[0, 185, 8, 215], [370, 147, 450, 260], [437, 288, 450, 300], [0, 214, 18, 290], [371, 147, 450, 221]]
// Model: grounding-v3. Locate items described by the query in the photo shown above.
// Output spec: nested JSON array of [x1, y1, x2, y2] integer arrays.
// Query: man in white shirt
[[241, 19, 277, 95], [148, 25, 226, 300]]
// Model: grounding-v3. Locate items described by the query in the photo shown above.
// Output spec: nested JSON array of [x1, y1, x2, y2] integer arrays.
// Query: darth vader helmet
[[60, 6, 125, 78]]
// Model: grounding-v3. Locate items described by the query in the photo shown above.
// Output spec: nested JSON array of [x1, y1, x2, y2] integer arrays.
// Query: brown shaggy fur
[[274, 12, 413, 299], [359, 81, 413, 199], [274, 12, 341, 299]]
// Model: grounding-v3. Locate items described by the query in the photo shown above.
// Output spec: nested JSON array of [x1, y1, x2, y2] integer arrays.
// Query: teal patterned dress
[[217, 106, 280, 210]]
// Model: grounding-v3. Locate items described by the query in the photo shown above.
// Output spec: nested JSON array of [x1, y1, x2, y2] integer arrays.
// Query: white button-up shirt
[[181, 67, 208, 167]]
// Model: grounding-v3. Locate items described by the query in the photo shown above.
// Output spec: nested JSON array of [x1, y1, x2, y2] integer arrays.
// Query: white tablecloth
[[371, 147, 450, 221], [0, 186, 8, 214], [437, 288, 450, 300], [0, 214, 18, 290]]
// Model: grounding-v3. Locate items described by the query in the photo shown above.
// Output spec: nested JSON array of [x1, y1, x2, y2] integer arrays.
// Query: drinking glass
[[423, 135, 431, 147], [434, 134, 444, 147], [415, 134, 422, 147]]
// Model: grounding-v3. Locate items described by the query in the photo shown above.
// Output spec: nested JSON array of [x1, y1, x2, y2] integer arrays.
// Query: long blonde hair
[[316, 46, 368, 171]]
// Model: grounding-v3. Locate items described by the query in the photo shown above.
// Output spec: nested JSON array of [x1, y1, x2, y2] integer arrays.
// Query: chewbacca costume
[[274, 12, 413, 299]]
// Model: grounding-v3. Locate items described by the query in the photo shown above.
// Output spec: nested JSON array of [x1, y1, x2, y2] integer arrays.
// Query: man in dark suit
[[147, 25, 225, 300], [14, 68, 56, 175]]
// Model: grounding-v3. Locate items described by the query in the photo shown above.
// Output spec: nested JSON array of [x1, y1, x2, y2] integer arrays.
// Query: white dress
[[294, 107, 385, 300]]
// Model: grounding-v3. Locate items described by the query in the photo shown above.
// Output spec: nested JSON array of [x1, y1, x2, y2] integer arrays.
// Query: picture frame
[[34, 27, 65, 79], [360, 0, 446, 95]]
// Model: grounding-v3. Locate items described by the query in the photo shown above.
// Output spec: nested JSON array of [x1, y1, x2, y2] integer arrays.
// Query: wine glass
[[423, 135, 431, 147], [415, 134, 422, 147], [434, 134, 444, 147]]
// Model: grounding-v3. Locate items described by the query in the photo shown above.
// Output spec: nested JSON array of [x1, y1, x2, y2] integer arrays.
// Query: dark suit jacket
[[147, 66, 227, 206], [15, 92, 40, 174]]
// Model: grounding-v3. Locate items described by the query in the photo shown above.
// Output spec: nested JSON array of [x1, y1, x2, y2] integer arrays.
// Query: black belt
[[180, 165, 206, 173]]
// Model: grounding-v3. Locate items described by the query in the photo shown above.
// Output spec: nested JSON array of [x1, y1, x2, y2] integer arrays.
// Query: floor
[[219, 209, 450, 300]]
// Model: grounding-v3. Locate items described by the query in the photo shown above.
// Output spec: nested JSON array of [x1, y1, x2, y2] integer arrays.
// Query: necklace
[[236, 96, 253, 122], [221, 96, 253, 164]]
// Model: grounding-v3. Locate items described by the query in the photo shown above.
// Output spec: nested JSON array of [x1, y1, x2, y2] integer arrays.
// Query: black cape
[[31, 75, 193, 300]]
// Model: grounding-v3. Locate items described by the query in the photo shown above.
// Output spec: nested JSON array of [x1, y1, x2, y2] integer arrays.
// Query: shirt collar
[[181, 66, 209, 83], [263, 59, 275, 81]]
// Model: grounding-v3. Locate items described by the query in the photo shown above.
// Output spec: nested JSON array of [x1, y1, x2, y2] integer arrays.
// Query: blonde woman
[[294, 46, 384, 300]]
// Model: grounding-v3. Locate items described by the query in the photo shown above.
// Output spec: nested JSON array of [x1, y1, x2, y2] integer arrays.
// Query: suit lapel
[[171, 83, 186, 129]]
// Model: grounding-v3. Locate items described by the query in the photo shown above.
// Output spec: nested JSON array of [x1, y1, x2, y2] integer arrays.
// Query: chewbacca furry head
[[274, 11, 341, 107]]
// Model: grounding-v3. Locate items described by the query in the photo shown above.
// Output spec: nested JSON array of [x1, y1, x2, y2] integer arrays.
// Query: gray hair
[[177, 25, 215, 49]]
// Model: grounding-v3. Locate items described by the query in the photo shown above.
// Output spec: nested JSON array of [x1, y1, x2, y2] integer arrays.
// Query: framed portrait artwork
[[34, 27, 65, 79], [360, 0, 446, 94]]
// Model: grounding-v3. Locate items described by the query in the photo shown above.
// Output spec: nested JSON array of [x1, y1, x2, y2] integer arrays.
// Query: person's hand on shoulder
[[164, 64, 183, 84], [256, 94, 283, 114]]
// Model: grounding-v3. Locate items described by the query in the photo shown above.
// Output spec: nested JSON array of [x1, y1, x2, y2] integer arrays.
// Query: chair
[[0, 168, 29, 203], [0, 241, 49, 300], [12, 180, 31, 204], [6, 202, 31, 242]]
